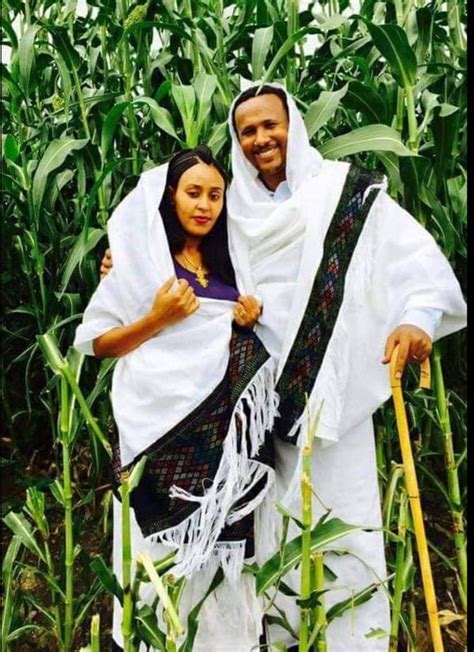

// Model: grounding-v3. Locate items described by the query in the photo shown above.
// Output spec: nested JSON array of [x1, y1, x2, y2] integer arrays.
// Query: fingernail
[[396, 371, 402, 379]]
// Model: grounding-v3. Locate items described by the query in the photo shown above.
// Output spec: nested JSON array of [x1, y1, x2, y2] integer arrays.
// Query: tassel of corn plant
[[390, 346, 444, 652], [287, 0, 299, 94], [432, 344, 467, 610], [389, 488, 408, 652], [60, 375, 75, 651]]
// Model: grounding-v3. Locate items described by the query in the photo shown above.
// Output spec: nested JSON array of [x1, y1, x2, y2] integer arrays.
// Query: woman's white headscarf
[[74, 163, 279, 579]]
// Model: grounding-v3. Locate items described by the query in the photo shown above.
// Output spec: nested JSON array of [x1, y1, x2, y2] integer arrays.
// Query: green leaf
[[3, 512, 46, 563], [343, 81, 388, 124], [37, 332, 67, 374], [207, 122, 228, 157], [2, 134, 20, 161], [399, 155, 430, 216], [364, 22, 417, 89], [127, 455, 148, 492], [296, 588, 328, 608], [136, 604, 167, 651], [18, 24, 41, 95], [25, 487, 48, 538], [415, 7, 433, 64], [7, 625, 45, 643], [90, 556, 124, 604], [252, 26, 274, 81], [305, 84, 348, 138], [326, 581, 378, 622], [194, 72, 218, 134], [59, 227, 106, 298], [262, 26, 320, 84], [2, 535, 22, 581], [32, 138, 88, 223], [171, 84, 197, 146], [365, 627, 389, 639], [100, 101, 130, 163], [134, 96, 179, 140], [256, 518, 364, 595], [319, 124, 414, 159]]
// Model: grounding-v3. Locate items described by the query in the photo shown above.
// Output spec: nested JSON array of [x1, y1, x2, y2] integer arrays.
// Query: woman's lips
[[193, 216, 211, 225]]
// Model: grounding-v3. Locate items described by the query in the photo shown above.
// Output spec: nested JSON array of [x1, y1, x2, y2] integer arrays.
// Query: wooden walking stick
[[390, 345, 444, 652]]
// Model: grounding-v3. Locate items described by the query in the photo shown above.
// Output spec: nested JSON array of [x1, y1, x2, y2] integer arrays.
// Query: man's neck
[[260, 171, 287, 192]]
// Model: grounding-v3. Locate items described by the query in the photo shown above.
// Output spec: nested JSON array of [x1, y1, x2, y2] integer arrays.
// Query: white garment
[[227, 83, 467, 650], [111, 497, 264, 652], [261, 179, 443, 339], [74, 163, 279, 582]]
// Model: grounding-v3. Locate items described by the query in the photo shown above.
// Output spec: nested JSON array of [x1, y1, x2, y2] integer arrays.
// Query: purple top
[[173, 260, 239, 302]]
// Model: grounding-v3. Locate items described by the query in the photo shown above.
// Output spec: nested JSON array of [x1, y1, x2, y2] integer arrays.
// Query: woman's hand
[[93, 277, 199, 359], [100, 248, 113, 278], [147, 277, 200, 334], [233, 295, 262, 329]]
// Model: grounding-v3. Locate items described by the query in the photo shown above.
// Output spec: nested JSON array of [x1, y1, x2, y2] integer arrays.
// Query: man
[[100, 84, 466, 651]]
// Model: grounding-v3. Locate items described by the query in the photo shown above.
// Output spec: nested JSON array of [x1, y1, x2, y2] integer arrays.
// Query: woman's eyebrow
[[184, 183, 202, 189]]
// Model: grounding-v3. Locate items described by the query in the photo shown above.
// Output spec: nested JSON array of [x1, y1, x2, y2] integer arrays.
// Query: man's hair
[[231, 85, 289, 134]]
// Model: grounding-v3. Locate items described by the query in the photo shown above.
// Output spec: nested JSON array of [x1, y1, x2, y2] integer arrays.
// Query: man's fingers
[[382, 334, 397, 364], [395, 339, 410, 379]]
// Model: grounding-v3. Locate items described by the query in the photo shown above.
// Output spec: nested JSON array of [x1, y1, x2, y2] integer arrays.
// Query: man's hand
[[382, 324, 433, 379], [100, 248, 113, 279], [233, 295, 262, 329]]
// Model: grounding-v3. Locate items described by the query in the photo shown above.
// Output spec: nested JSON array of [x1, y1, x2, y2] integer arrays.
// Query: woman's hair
[[159, 145, 236, 287]]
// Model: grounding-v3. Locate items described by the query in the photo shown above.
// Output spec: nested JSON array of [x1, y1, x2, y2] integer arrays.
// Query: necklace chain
[[176, 251, 209, 288]]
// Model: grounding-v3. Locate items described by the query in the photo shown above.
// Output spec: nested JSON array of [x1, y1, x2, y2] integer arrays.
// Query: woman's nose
[[196, 197, 210, 211]]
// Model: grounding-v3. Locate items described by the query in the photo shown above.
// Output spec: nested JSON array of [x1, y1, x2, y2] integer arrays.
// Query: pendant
[[196, 268, 209, 288]]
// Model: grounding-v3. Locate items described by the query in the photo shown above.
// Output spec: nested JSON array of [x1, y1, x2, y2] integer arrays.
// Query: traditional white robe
[[227, 83, 467, 651]]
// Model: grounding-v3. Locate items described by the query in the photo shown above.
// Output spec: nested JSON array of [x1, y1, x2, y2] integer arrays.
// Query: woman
[[74, 146, 279, 651]]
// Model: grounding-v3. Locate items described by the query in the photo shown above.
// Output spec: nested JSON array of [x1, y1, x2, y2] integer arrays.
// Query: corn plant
[[1, 0, 467, 649]]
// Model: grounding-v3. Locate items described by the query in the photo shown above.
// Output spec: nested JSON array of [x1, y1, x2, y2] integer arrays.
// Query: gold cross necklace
[[175, 250, 209, 288]]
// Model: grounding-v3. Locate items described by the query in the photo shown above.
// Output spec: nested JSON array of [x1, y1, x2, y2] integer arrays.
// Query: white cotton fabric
[[227, 83, 467, 650], [74, 163, 279, 581]]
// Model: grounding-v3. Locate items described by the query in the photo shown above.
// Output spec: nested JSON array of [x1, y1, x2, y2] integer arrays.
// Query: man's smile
[[254, 145, 279, 161]]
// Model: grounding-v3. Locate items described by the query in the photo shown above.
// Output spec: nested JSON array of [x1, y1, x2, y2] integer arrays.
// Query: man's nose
[[254, 127, 270, 146]]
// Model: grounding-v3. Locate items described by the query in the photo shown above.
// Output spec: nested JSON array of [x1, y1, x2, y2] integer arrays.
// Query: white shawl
[[74, 164, 279, 578], [227, 83, 467, 503]]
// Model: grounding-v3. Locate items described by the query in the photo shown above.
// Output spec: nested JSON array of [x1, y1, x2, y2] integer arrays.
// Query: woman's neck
[[179, 237, 203, 264]]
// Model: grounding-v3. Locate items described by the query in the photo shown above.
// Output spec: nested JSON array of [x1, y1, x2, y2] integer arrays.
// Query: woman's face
[[171, 162, 225, 239]]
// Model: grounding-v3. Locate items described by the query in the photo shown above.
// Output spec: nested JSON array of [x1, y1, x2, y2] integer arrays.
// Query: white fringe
[[147, 358, 279, 581]]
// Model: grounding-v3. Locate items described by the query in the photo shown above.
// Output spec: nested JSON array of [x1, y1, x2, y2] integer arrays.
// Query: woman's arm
[[93, 276, 199, 359]]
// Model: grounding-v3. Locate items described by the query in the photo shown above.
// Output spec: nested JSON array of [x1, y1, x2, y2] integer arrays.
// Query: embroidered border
[[273, 165, 384, 442], [114, 324, 274, 539]]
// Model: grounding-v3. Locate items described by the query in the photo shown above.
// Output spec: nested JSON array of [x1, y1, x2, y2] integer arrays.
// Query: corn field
[[0, 0, 467, 650]]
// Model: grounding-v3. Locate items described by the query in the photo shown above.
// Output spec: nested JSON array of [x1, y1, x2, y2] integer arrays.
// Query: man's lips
[[254, 145, 279, 161]]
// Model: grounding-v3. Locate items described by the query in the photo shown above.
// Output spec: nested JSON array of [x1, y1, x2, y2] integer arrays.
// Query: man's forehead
[[234, 93, 288, 127]]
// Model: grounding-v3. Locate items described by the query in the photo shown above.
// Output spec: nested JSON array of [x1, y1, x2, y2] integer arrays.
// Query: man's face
[[234, 93, 289, 191]]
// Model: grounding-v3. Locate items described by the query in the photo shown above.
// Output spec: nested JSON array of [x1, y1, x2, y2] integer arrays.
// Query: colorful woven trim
[[273, 165, 384, 443], [113, 324, 275, 555]]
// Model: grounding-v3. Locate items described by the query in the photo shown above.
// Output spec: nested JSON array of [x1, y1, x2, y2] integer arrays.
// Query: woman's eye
[[210, 194, 221, 201], [187, 191, 199, 198]]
